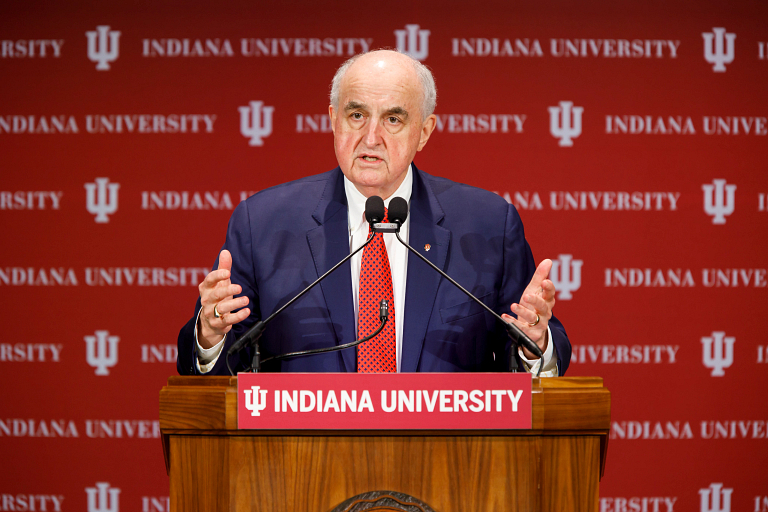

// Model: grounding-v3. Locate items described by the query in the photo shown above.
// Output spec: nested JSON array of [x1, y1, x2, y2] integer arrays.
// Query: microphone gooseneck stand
[[387, 197, 544, 377], [225, 231, 377, 376], [226, 196, 390, 376]]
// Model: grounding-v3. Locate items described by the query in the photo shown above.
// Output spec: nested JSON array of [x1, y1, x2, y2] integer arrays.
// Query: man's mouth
[[360, 155, 380, 162]]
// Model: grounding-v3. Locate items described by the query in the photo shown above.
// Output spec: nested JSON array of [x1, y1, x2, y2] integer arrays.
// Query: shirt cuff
[[194, 307, 226, 374], [518, 325, 558, 377]]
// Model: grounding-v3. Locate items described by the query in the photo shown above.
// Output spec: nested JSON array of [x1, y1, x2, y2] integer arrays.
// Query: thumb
[[217, 249, 233, 273], [529, 259, 552, 289]]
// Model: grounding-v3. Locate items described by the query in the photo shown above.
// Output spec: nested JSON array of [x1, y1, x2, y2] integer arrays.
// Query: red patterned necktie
[[357, 208, 396, 373]]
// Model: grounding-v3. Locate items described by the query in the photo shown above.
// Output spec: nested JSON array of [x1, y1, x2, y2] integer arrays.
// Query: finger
[[502, 313, 546, 344], [201, 268, 231, 289], [217, 307, 251, 328], [210, 283, 242, 302], [540, 279, 556, 301], [526, 259, 552, 291], [521, 293, 551, 316], [217, 250, 233, 273], [511, 303, 539, 325], [215, 296, 250, 315]]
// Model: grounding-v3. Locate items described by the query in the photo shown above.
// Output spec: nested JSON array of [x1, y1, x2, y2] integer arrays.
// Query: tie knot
[[382, 207, 389, 223]]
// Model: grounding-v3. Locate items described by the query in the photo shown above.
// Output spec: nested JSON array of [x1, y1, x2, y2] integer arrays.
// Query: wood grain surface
[[160, 377, 610, 512]]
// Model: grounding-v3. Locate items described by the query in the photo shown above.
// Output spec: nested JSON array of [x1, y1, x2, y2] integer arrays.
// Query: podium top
[[160, 375, 610, 433], [159, 375, 610, 478]]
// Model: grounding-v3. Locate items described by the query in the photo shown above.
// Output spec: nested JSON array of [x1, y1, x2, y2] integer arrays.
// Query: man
[[177, 50, 570, 376]]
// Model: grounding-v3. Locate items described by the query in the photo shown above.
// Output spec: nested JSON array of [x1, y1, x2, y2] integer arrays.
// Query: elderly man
[[177, 49, 570, 376]]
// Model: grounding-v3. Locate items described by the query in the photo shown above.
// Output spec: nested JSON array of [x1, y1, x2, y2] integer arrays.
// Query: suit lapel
[[306, 169, 357, 372], [400, 166, 451, 373]]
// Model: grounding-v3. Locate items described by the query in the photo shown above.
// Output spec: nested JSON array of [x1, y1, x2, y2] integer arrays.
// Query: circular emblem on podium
[[330, 490, 436, 512]]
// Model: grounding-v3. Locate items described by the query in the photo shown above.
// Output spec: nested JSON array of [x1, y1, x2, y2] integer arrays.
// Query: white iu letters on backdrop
[[701, 331, 735, 377], [239, 101, 274, 146], [702, 179, 736, 225], [86, 26, 121, 71], [85, 177, 120, 223], [699, 483, 732, 512], [395, 24, 430, 61], [86, 482, 120, 512], [702, 28, 736, 72], [549, 101, 583, 147], [85, 330, 119, 376], [549, 254, 583, 300]]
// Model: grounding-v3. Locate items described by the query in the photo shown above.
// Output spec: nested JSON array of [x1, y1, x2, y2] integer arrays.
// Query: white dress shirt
[[195, 165, 558, 376], [345, 166, 412, 371]]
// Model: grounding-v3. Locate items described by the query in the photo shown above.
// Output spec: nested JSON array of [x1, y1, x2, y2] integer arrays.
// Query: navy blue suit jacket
[[177, 164, 571, 375]]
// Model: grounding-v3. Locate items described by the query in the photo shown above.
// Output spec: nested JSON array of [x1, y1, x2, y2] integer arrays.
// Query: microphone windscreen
[[388, 197, 409, 225], [365, 195, 385, 224]]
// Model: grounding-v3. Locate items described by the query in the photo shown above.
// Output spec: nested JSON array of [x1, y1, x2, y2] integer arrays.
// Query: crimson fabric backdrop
[[1, 1, 767, 511]]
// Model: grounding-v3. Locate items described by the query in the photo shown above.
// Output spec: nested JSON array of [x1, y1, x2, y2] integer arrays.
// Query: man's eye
[[388, 117, 400, 124], [351, 112, 363, 120]]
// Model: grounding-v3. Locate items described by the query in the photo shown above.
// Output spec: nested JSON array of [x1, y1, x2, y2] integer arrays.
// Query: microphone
[[387, 197, 544, 371], [366, 194, 399, 233], [365, 195, 385, 223], [225, 196, 386, 375]]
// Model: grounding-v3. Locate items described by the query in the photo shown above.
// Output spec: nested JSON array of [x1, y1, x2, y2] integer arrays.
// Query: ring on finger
[[213, 303, 223, 319], [528, 313, 540, 327]]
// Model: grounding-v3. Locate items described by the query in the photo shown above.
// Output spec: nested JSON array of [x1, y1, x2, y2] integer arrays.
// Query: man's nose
[[363, 119, 383, 146]]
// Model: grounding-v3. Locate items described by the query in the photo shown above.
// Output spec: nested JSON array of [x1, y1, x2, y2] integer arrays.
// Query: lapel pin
[[424, 244, 431, 251]]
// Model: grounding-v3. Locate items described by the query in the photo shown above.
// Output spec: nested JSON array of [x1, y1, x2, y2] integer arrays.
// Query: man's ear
[[417, 114, 437, 151], [328, 105, 336, 135]]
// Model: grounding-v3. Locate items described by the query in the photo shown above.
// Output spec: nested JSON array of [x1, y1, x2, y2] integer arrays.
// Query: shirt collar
[[344, 164, 413, 234]]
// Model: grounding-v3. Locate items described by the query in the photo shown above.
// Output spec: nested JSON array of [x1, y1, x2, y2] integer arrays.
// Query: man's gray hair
[[329, 51, 437, 121]]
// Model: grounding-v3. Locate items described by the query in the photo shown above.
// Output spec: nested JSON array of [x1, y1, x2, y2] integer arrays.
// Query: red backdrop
[[1, 1, 767, 511]]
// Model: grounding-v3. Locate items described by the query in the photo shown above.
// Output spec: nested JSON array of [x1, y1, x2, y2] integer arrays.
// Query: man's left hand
[[501, 259, 556, 359]]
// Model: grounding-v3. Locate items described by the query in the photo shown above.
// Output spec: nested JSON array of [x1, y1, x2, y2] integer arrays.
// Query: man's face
[[329, 52, 436, 199]]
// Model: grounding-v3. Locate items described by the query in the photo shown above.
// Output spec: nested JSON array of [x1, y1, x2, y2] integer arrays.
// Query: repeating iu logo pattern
[[702, 28, 736, 72], [85, 177, 120, 223], [699, 483, 732, 512], [86, 26, 121, 71], [85, 330, 120, 376], [549, 254, 583, 300], [394, 24, 430, 61], [701, 331, 734, 377], [702, 179, 736, 225], [548, 101, 583, 147], [239, 101, 274, 146], [86, 482, 120, 512]]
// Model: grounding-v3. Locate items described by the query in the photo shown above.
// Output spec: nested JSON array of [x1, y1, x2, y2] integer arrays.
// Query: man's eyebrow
[[344, 101, 368, 112], [384, 107, 409, 119]]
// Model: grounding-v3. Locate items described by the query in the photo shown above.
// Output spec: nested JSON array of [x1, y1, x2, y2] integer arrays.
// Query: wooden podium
[[160, 376, 610, 512]]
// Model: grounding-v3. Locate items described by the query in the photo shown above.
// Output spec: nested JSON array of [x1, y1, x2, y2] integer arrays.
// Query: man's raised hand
[[197, 250, 250, 349], [501, 259, 557, 360]]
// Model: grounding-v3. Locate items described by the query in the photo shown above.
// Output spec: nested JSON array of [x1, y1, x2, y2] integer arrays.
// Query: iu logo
[[699, 483, 732, 512], [548, 101, 583, 147], [701, 331, 735, 377], [394, 24, 430, 61], [549, 254, 583, 300], [85, 330, 119, 376], [239, 101, 274, 147], [86, 482, 120, 512], [85, 177, 120, 223], [86, 26, 121, 71], [244, 386, 269, 416], [702, 28, 736, 72], [702, 179, 736, 225]]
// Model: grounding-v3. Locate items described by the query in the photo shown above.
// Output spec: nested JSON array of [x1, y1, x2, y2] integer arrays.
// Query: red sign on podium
[[237, 373, 532, 430]]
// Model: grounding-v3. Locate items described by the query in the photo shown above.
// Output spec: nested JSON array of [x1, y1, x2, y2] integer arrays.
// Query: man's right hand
[[197, 249, 251, 349]]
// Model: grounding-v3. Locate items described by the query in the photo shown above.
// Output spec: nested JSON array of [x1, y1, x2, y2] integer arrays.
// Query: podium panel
[[160, 376, 610, 512]]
